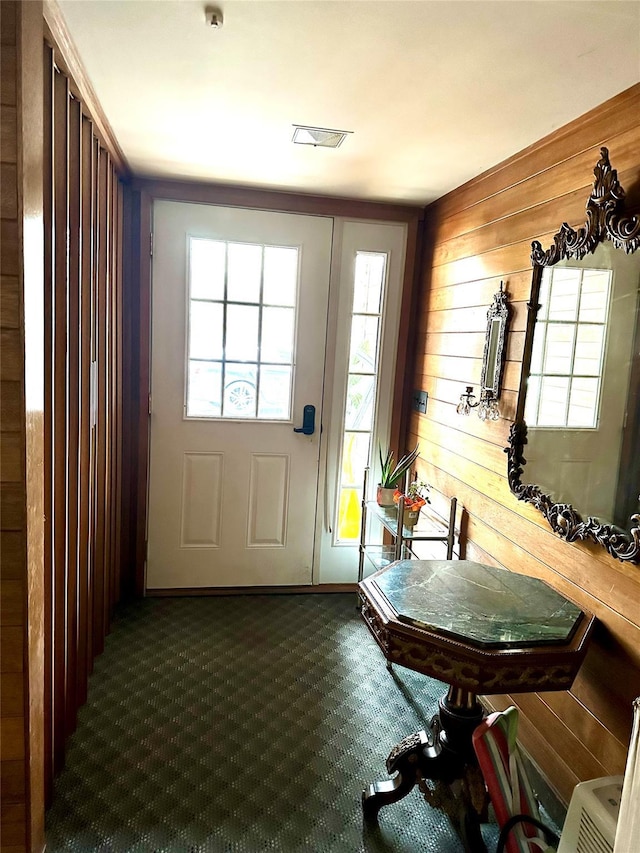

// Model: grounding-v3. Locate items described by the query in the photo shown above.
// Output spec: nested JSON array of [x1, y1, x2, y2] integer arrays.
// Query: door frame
[[130, 178, 424, 594]]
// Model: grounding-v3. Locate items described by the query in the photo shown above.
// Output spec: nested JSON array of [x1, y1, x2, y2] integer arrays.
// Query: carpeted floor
[[46, 593, 501, 852]]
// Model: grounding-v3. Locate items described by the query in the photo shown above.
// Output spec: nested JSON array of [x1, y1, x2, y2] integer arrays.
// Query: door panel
[[147, 201, 332, 589]]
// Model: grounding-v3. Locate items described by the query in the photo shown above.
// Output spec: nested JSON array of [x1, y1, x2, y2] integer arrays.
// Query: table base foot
[[362, 730, 429, 820], [362, 690, 487, 852]]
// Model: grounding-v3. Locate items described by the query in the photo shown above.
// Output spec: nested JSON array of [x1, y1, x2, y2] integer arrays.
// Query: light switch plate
[[413, 389, 428, 414]]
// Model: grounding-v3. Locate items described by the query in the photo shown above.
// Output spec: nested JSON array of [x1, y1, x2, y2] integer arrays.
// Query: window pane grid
[[336, 251, 388, 542], [186, 238, 298, 420], [527, 266, 611, 428]]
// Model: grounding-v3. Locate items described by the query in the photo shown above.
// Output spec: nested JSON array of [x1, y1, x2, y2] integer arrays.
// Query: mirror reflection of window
[[525, 266, 612, 428], [484, 318, 502, 390]]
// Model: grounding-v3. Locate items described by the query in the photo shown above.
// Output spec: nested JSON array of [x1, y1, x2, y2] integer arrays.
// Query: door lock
[[293, 404, 315, 436]]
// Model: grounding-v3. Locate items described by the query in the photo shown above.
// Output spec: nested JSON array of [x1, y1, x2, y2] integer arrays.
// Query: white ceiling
[[57, 0, 640, 205]]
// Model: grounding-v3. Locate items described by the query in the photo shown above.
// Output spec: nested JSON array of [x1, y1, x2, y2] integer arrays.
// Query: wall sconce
[[456, 386, 500, 420], [456, 282, 510, 423]]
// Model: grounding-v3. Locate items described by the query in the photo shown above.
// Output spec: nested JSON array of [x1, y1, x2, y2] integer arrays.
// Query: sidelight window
[[185, 237, 298, 420], [336, 252, 387, 541]]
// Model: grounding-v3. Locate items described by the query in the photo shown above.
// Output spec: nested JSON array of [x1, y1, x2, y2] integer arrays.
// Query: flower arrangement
[[393, 478, 431, 512]]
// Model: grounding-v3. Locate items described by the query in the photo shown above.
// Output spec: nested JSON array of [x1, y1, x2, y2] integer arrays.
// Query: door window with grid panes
[[186, 237, 298, 420]]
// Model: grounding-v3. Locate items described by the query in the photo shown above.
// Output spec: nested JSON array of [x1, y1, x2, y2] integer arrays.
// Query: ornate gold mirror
[[507, 148, 640, 563]]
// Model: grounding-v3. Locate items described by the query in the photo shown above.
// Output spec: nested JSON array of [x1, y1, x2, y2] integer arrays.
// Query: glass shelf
[[357, 466, 457, 584], [360, 544, 411, 574], [365, 501, 452, 541]]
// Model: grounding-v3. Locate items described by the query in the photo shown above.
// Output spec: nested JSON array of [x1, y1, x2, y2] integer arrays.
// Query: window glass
[[223, 363, 257, 418], [336, 251, 387, 541], [262, 307, 294, 363], [189, 302, 223, 361], [226, 304, 259, 362], [227, 242, 262, 303], [353, 253, 385, 313], [263, 246, 297, 306], [341, 432, 371, 487], [185, 237, 298, 419], [190, 239, 225, 300], [258, 365, 292, 420], [187, 361, 222, 418], [349, 315, 379, 373], [345, 374, 375, 431]]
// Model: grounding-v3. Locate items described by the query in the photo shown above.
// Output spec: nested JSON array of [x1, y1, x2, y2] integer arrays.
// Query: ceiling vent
[[292, 125, 352, 148]]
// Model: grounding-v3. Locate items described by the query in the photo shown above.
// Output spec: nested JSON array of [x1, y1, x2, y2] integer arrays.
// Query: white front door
[[146, 201, 333, 589]]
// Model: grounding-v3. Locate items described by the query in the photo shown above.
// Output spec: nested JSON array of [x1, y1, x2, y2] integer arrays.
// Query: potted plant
[[377, 444, 420, 506], [393, 478, 430, 528]]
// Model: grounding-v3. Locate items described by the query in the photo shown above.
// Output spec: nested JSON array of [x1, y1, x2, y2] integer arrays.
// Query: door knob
[[293, 404, 315, 435]]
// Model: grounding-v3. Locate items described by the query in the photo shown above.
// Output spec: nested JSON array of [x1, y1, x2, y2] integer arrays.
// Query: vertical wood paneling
[[4, 4, 128, 844], [1, 2, 45, 851], [0, 3, 26, 849], [38, 36, 127, 810], [135, 190, 151, 596], [114, 181, 124, 603], [92, 146, 108, 656], [65, 95, 81, 739], [413, 83, 640, 804], [51, 67, 68, 777], [41, 39, 54, 805], [88, 133, 98, 676], [75, 116, 93, 709]]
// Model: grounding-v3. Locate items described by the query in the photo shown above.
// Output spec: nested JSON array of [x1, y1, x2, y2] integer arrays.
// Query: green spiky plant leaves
[[378, 444, 420, 488]]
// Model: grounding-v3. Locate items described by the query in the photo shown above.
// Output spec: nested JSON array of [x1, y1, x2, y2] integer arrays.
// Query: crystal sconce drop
[[456, 386, 500, 420]]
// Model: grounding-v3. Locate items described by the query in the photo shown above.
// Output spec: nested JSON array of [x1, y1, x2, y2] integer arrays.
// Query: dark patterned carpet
[[46, 593, 501, 852]]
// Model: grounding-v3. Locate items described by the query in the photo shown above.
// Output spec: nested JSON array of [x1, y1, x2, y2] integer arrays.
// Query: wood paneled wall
[[1, 3, 45, 851], [41, 39, 126, 796], [412, 83, 640, 805], [1, 3, 129, 848]]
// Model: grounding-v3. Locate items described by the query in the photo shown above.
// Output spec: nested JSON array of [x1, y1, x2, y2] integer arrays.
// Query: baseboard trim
[[146, 583, 358, 597]]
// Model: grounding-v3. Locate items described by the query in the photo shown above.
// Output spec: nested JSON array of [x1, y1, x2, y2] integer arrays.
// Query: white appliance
[[557, 775, 624, 853]]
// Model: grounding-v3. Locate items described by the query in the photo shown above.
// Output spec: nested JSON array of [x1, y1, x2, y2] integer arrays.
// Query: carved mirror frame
[[507, 148, 640, 563]]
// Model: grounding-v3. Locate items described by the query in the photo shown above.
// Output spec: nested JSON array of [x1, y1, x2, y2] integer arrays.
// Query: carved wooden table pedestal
[[359, 560, 595, 853]]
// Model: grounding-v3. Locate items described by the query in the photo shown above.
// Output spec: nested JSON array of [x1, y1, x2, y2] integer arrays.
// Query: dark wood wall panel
[[3, 2, 133, 846], [1, 3, 27, 849], [51, 65, 69, 778], [412, 83, 640, 804], [76, 115, 93, 709], [1, 3, 46, 851], [65, 95, 81, 741], [42, 38, 54, 807], [40, 38, 127, 807]]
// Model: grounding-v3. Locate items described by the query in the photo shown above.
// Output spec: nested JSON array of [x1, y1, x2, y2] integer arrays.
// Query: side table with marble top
[[358, 559, 596, 853]]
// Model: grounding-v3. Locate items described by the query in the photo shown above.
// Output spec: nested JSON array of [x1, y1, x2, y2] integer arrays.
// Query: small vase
[[403, 508, 420, 528], [376, 485, 396, 507]]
